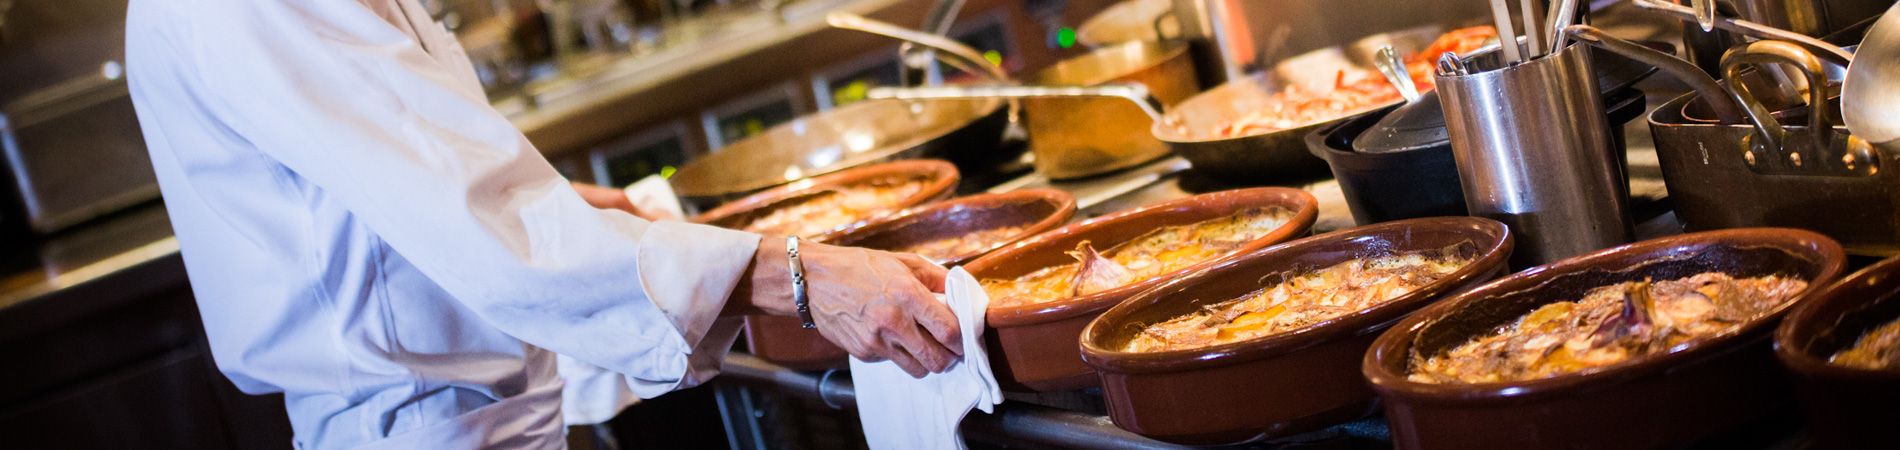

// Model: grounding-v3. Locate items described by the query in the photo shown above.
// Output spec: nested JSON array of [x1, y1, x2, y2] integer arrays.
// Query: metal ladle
[[825, 12, 1008, 82], [1374, 45, 1421, 104], [1844, 3, 1900, 150]]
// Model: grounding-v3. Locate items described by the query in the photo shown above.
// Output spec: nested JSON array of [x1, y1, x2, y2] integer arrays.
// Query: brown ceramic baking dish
[[822, 189, 1079, 266], [1079, 217, 1513, 445], [1364, 228, 1846, 450], [965, 187, 1319, 391], [1775, 255, 1900, 450], [691, 159, 959, 235], [741, 189, 1078, 370], [692, 160, 958, 371]]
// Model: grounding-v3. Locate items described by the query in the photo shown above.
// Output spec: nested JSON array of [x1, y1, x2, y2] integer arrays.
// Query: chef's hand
[[728, 238, 961, 378], [571, 182, 680, 222]]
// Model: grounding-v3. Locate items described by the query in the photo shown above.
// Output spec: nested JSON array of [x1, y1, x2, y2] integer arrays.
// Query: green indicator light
[[659, 166, 677, 179], [1057, 27, 1077, 49], [982, 50, 1003, 66]]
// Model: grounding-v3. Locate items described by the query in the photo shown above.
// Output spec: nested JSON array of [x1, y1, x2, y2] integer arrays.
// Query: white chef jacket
[[124, 0, 757, 448]]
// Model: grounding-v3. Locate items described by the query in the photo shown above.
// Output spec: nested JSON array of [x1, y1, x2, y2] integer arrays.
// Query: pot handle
[[1151, 9, 1180, 42], [1565, 25, 1744, 124], [1720, 39, 1834, 156], [865, 84, 1169, 123], [827, 12, 1009, 83]]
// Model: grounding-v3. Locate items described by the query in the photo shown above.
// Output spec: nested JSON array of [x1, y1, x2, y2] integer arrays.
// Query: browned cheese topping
[[1832, 317, 1900, 370], [1123, 251, 1473, 353], [740, 177, 930, 238], [1410, 273, 1808, 384], [980, 207, 1294, 308], [893, 225, 1029, 264]]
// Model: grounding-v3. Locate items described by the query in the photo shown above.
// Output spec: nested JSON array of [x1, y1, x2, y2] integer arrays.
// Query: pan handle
[[1565, 25, 1745, 124], [865, 84, 1168, 122], [827, 12, 1009, 83], [1631, 0, 1854, 67], [1721, 39, 1834, 157], [1151, 9, 1180, 42]]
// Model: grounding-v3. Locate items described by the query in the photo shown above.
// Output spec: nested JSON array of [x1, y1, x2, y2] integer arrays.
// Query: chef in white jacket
[[123, 0, 965, 448]]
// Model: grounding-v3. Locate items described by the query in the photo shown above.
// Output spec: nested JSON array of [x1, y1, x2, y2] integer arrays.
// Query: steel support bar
[[718, 354, 1195, 450]]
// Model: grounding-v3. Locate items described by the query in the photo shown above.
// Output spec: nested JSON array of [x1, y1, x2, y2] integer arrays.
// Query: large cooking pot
[[841, 12, 1200, 180], [1645, 39, 1900, 256], [669, 97, 1005, 209], [1020, 40, 1199, 179]]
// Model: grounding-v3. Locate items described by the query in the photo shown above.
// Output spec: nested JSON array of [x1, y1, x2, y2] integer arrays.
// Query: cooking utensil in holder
[[1436, 41, 1632, 268], [1650, 40, 1899, 255]]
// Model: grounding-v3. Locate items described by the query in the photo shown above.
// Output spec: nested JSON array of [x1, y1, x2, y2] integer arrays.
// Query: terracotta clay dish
[[1079, 217, 1512, 445], [823, 189, 1079, 266], [1775, 254, 1900, 450], [1364, 228, 1845, 450], [964, 187, 1319, 391]]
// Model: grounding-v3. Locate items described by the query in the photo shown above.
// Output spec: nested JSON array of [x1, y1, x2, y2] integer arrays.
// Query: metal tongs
[[1630, 0, 1853, 66]]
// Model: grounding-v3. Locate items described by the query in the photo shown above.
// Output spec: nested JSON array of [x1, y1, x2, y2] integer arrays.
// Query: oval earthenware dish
[[965, 187, 1319, 391], [1775, 254, 1900, 450], [1364, 228, 1845, 450], [1081, 217, 1513, 445]]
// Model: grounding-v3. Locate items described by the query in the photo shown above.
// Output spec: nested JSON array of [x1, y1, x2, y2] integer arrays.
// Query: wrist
[[726, 235, 796, 316]]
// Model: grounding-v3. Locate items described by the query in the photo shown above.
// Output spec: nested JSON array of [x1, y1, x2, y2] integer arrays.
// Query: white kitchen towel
[[623, 174, 686, 221], [850, 267, 1003, 450], [557, 175, 688, 425]]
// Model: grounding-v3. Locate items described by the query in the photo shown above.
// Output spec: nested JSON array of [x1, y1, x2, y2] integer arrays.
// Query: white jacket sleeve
[[184, 0, 752, 396]]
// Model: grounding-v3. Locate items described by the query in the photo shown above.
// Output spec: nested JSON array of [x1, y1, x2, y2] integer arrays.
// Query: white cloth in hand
[[850, 267, 1003, 450]]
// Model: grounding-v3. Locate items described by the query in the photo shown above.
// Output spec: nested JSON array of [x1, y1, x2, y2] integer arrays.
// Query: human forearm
[[724, 236, 796, 317]]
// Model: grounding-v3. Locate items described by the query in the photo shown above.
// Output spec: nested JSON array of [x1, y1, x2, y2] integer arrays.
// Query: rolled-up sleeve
[[184, 0, 751, 394]]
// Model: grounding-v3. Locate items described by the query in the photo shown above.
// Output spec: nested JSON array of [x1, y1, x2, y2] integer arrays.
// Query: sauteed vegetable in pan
[[1182, 26, 1497, 139], [1123, 249, 1474, 353], [1410, 273, 1809, 383], [981, 207, 1295, 308]]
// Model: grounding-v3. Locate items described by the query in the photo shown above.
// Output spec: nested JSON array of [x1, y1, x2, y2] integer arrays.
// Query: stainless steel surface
[[0, 67, 157, 234], [1547, 0, 1581, 54], [719, 353, 1196, 450], [897, 0, 967, 86], [867, 84, 1168, 122], [1694, 0, 1719, 31], [1438, 41, 1631, 267], [1168, 0, 1489, 87], [1373, 46, 1419, 103], [825, 12, 1007, 82], [1566, 25, 1746, 124], [1844, 3, 1900, 149]]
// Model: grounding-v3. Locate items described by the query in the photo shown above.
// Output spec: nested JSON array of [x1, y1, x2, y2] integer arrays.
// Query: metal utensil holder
[[1437, 41, 1632, 268]]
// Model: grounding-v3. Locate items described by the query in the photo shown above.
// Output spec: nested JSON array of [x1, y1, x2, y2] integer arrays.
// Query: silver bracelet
[[786, 236, 814, 329]]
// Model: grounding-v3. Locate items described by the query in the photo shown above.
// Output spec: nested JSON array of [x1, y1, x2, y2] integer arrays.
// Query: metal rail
[[719, 354, 1195, 450]]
